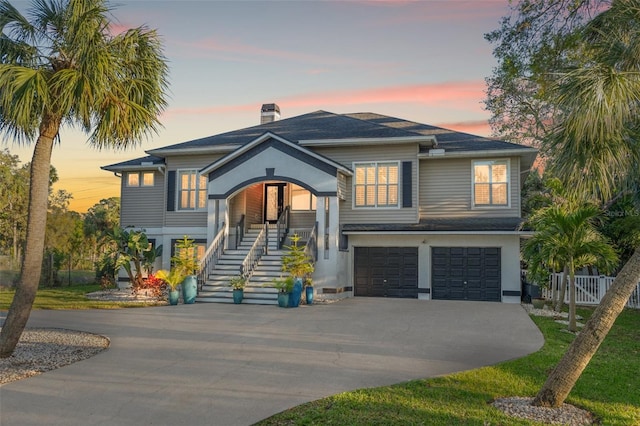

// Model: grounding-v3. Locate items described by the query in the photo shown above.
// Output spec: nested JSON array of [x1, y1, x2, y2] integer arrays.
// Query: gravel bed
[[493, 397, 596, 425], [0, 328, 109, 385]]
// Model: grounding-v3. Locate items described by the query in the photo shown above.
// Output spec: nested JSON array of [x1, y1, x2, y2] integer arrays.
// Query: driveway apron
[[0, 299, 543, 426]]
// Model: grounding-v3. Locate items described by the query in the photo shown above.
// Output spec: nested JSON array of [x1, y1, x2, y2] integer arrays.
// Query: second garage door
[[431, 247, 501, 302], [354, 247, 418, 298]]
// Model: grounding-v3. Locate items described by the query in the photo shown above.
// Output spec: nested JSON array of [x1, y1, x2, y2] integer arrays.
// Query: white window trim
[[471, 158, 511, 209], [126, 171, 154, 187], [176, 169, 208, 212], [352, 161, 401, 209]]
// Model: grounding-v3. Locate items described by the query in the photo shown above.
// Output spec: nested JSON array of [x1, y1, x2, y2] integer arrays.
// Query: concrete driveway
[[0, 299, 542, 426]]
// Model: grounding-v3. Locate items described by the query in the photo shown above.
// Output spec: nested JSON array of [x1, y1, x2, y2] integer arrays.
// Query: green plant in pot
[[172, 236, 199, 304], [156, 268, 184, 305], [281, 234, 314, 307], [272, 276, 294, 308], [229, 275, 246, 304]]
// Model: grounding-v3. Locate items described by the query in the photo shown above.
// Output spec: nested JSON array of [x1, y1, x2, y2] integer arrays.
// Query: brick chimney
[[260, 103, 280, 124]]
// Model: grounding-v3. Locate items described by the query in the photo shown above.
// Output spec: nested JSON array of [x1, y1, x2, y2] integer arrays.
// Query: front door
[[264, 183, 285, 223]]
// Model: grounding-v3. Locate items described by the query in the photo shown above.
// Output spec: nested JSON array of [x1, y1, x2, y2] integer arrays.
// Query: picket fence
[[544, 273, 640, 309]]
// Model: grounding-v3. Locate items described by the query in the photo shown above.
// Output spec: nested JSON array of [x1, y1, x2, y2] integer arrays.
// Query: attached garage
[[354, 247, 418, 298], [431, 247, 501, 302]]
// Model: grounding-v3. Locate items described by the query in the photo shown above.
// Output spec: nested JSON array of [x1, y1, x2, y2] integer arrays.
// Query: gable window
[[178, 170, 207, 210], [473, 160, 509, 206], [127, 171, 154, 187], [354, 162, 399, 208], [290, 184, 317, 211]]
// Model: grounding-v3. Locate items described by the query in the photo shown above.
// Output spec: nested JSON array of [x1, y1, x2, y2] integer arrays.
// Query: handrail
[[275, 206, 290, 249], [235, 215, 245, 250], [240, 223, 268, 279], [197, 223, 227, 289], [304, 222, 318, 264]]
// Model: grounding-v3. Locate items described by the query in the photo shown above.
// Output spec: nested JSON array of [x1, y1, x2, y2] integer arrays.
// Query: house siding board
[[244, 183, 263, 226], [290, 211, 316, 229], [313, 145, 418, 224], [419, 157, 520, 219], [120, 171, 164, 227]]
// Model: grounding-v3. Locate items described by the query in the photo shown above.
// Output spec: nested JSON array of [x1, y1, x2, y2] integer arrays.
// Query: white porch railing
[[241, 223, 268, 279], [304, 222, 318, 264], [197, 224, 227, 289], [275, 206, 289, 250], [544, 273, 640, 309]]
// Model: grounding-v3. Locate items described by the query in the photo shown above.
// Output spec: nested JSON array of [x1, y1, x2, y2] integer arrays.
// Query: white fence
[[544, 273, 640, 309]]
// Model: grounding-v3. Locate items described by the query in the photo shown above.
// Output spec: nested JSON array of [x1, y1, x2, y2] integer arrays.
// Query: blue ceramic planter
[[288, 278, 303, 307], [181, 275, 198, 304], [168, 289, 180, 305], [277, 292, 289, 308], [232, 289, 244, 304], [305, 286, 314, 305]]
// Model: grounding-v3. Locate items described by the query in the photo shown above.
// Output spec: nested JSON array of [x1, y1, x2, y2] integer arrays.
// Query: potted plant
[[281, 234, 314, 307], [172, 236, 199, 304], [229, 275, 246, 304], [156, 268, 184, 305], [272, 276, 294, 308], [304, 277, 314, 305], [532, 297, 546, 309]]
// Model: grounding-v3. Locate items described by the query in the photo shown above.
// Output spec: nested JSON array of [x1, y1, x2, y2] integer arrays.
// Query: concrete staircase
[[196, 225, 285, 304]]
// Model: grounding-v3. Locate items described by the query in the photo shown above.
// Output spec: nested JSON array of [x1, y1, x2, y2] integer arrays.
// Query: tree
[[0, 0, 169, 358], [487, 0, 640, 408], [524, 202, 618, 330]]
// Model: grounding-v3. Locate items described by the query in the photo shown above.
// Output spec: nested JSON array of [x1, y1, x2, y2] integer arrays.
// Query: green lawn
[[257, 307, 640, 426], [0, 284, 163, 310]]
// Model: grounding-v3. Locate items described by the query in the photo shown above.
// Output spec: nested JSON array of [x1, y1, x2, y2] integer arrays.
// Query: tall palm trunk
[[555, 265, 569, 312], [533, 247, 640, 407], [0, 115, 61, 358], [568, 260, 577, 332]]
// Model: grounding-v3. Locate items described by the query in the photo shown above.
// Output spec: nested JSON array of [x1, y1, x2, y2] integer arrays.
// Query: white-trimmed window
[[127, 171, 154, 187], [178, 170, 207, 210], [353, 162, 399, 208], [290, 184, 317, 211], [473, 160, 509, 206]]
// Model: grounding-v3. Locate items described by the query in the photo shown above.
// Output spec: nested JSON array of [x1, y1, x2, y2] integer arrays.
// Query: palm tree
[[0, 0, 169, 357], [532, 0, 640, 407], [524, 203, 618, 331]]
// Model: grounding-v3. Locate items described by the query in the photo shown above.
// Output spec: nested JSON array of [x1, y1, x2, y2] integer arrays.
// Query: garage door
[[354, 247, 418, 298], [431, 247, 501, 302]]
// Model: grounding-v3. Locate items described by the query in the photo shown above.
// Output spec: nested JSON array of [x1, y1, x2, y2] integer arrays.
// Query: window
[[354, 162, 399, 208], [178, 170, 207, 210], [473, 160, 509, 206], [290, 184, 317, 211], [170, 238, 206, 265], [127, 172, 154, 187]]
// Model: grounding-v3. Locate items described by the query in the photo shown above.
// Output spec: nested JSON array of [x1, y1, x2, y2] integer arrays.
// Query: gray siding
[[290, 211, 316, 229], [419, 156, 520, 219], [314, 144, 418, 224], [120, 170, 164, 227]]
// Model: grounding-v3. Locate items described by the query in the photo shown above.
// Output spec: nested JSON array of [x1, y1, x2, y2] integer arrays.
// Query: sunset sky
[[5, 0, 512, 212]]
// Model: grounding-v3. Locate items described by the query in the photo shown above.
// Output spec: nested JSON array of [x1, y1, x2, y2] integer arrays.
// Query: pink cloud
[[163, 80, 487, 120], [436, 120, 491, 137]]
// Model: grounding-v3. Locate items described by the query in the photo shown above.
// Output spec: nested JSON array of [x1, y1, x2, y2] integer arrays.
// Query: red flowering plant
[[134, 273, 167, 299]]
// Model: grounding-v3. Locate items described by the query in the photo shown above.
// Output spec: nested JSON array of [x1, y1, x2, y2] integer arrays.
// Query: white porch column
[[315, 196, 326, 254], [207, 198, 216, 246], [327, 196, 339, 261]]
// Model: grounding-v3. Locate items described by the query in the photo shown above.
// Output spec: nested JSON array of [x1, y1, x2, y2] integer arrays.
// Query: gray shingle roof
[[101, 155, 164, 170], [104, 109, 535, 169]]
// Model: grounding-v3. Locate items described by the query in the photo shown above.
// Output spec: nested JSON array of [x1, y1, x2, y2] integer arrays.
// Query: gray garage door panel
[[354, 247, 418, 298], [431, 247, 501, 302]]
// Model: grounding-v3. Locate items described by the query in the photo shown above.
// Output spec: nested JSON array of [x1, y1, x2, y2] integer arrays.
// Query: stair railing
[[240, 223, 268, 279], [304, 222, 318, 264], [197, 223, 227, 290], [235, 215, 245, 250], [275, 206, 290, 249]]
